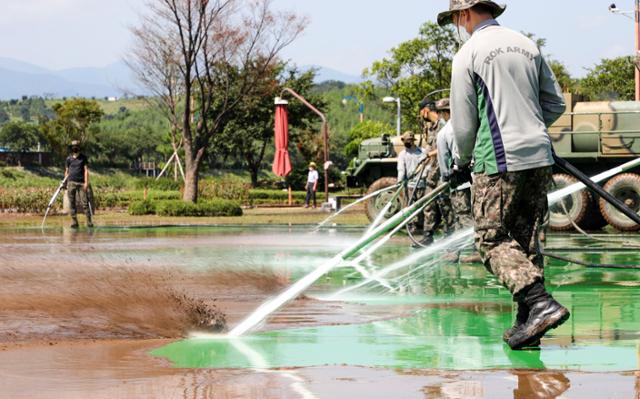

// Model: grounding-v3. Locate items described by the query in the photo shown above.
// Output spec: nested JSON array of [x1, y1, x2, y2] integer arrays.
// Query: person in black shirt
[[65, 140, 93, 228]]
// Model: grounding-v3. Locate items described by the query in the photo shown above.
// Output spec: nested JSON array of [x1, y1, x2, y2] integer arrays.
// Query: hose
[[541, 250, 640, 270]]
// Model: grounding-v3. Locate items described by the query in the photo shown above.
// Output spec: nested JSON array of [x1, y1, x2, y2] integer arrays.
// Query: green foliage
[[96, 105, 169, 168], [344, 120, 394, 158], [128, 199, 157, 215], [248, 189, 325, 205], [0, 121, 44, 152], [134, 177, 181, 191], [199, 175, 251, 203], [0, 186, 56, 213], [96, 189, 181, 209], [549, 60, 576, 93], [362, 22, 457, 131], [41, 98, 104, 160], [580, 56, 635, 101], [154, 199, 243, 217]]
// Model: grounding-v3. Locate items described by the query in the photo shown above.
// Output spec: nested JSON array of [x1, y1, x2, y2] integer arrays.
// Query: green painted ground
[[152, 231, 640, 372]]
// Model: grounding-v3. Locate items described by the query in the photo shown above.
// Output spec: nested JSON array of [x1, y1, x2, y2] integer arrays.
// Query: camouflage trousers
[[472, 167, 552, 295], [423, 160, 454, 234], [67, 181, 92, 219], [450, 187, 473, 230]]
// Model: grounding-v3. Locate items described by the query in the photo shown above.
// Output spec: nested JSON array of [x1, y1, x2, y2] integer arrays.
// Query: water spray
[[314, 182, 402, 230], [41, 176, 68, 229], [228, 183, 450, 337]]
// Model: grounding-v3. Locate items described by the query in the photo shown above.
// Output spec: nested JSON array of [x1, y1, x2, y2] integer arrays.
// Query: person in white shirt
[[305, 162, 319, 208]]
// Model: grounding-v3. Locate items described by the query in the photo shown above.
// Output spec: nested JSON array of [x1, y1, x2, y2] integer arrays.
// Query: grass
[[1, 206, 369, 228]]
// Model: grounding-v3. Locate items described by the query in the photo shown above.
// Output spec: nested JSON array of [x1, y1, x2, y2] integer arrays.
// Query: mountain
[[0, 57, 364, 99], [301, 65, 363, 84], [0, 58, 139, 100]]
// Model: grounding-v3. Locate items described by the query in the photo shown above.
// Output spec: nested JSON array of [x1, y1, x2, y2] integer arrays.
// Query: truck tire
[[365, 177, 404, 222], [598, 173, 640, 232], [549, 174, 590, 231]]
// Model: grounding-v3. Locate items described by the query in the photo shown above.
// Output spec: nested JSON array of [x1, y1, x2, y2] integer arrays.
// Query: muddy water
[[0, 226, 639, 398]]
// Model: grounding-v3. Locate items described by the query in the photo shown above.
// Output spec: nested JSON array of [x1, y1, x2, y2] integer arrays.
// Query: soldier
[[397, 131, 426, 185], [437, 0, 568, 349], [417, 99, 455, 247], [436, 100, 473, 231], [65, 140, 93, 228]]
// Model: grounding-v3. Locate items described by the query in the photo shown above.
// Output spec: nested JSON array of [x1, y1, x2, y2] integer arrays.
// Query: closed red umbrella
[[273, 102, 292, 177]]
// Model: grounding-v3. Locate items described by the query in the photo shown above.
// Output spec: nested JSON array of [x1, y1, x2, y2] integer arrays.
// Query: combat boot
[[70, 217, 79, 229], [508, 282, 570, 350], [412, 232, 434, 248], [502, 303, 540, 347]]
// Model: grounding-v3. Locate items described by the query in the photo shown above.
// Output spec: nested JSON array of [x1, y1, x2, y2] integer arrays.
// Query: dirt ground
[[0, 223, 638, 398]]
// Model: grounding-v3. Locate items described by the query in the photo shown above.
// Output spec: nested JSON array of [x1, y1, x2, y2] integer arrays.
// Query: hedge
[[129, 199, 242, 217]]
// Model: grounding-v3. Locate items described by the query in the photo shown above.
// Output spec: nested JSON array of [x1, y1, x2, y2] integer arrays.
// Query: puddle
[[1, 226, 639, 376]]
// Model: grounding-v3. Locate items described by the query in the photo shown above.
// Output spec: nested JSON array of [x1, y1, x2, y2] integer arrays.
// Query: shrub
[[128, 199, 157, 215], [0, 186, 58, 213], [155, 199, 242, 217], [134, 177, 181, 191], [199, 175, 250, 203]]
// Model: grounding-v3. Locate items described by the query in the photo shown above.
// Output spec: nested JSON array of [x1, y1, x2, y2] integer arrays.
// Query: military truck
[[347, 94, 640, 232]]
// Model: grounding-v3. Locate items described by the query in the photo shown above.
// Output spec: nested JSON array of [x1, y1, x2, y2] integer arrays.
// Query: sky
[[0, 0, 635, 77]]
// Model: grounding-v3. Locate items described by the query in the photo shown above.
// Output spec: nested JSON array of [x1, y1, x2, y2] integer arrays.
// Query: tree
[[0, 121, 43, 153], [362, 22, 457, 131], [129, 0, 305, 202], [580, 56, 635, 101], [215, 66, 323, 187], [549, 60, 576, 93], [40, 98, 104, 159]]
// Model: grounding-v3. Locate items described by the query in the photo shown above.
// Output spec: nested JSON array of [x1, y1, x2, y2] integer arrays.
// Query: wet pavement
[[0, 225, 639, 398]]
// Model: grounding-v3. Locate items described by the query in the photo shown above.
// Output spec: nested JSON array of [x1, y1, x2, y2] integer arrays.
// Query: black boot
[[508, 282, 570, 350], [503, 302, 529, 342], [412, 232, 434, 248], [70, 217, 79, 229]]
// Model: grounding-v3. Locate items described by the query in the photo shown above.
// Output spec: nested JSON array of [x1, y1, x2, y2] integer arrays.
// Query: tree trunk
[[250, 167, 259, 188], [183, 165, 199, 203]]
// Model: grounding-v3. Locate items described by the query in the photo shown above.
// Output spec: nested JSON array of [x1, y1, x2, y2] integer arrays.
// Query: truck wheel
[[365, 177, 403, 222], [580, 197, 608, 231], [598, 173, 640, 232], [549, 174, 590, 231]]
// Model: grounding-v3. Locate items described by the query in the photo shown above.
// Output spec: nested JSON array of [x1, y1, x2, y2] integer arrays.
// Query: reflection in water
[[512, 371, 570, 399]]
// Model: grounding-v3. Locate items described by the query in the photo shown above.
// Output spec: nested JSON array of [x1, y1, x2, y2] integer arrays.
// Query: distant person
[[396, 131, 427, 235], [65, 140, 93, 228], [305, 162, 319, 209]]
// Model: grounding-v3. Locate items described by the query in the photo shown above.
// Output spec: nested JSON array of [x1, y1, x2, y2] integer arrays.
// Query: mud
[[0, 227, 638, 398]]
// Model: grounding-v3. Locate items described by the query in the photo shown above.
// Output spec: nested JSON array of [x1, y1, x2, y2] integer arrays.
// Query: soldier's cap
[[419, 98, 436, 111], [70, 140, 81, 147], [309, 162, 317, 168], [401, 131, 416, 143], [436, 98, 451, 111], [437, 0, 506, 27]]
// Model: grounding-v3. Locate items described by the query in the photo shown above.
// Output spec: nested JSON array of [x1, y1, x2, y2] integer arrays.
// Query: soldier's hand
[[446, 164, 472, 188]]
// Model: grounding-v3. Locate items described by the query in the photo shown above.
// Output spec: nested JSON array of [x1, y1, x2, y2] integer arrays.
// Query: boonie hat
[[309, 162, 317, 168], [437, 0, 506, 27], [401, 131, 416, 143], [436, 98, 451, 111]]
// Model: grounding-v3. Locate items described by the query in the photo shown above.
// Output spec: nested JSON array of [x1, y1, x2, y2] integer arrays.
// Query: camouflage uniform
[[423, 120, 454, 234], [472, 167, 553, 294], [450, 187, 473, 229]]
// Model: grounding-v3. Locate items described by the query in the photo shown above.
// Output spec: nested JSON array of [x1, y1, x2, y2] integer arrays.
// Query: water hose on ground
[[541, 250, 640, 270]]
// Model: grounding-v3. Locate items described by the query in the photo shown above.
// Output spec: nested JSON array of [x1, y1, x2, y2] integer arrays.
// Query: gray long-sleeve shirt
[[437, 121, 458, 181], [397, 146, 426, 182], [450, 20, 566, 175]]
